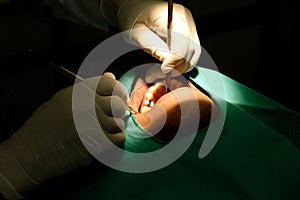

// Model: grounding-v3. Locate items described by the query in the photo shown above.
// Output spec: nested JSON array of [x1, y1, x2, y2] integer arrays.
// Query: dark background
[[0, 0, 298, 138], [0, 0, 299, 199]]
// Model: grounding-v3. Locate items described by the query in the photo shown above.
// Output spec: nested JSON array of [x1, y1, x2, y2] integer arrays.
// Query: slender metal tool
[[50, 62, 134, 112], [50, 62, 84, 81], [166, 0, 173, 89], [167, 0, 173, 50]]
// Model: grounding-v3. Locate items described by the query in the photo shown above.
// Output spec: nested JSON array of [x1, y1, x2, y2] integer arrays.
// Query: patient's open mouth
[[140, 82, 167, 113], [129, 77, 189, 114], [128, 75, 218, 141]]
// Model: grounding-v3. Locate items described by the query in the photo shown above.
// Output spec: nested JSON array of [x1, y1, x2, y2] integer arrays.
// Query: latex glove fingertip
[[103, 72, 116, 79], [161, 64, 174, 73], [144, 64, 166, 83]]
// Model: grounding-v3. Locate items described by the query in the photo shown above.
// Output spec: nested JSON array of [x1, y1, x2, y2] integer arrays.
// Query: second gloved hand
[[74, 72, 128, 149], [0, 72, 128, 199], [101, 0, 201, 75]]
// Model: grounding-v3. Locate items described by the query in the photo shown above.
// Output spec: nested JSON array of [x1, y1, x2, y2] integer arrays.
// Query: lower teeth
[[139, 82, 167, 113]]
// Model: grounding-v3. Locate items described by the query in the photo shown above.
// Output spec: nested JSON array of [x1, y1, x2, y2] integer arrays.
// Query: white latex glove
[[0, 73, 128, 199], [101, 0, 201, 75]]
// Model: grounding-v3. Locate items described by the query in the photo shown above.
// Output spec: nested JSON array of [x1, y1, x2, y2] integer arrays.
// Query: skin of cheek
[[134, 86, 219, 142], [134, 92, 181, 141]]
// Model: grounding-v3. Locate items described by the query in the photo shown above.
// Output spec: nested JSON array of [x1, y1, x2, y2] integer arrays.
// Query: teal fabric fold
[[64, 66, 300, 200]]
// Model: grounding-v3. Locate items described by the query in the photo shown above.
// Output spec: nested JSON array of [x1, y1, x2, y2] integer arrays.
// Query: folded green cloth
[[66, 66, 300, 200]]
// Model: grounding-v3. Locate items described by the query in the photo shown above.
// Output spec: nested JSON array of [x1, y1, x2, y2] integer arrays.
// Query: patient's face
[[128, 72, 219, 141]]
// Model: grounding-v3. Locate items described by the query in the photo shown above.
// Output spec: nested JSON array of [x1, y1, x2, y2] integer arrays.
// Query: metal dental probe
[[166, 0, 173, 90], [50, 62, 84, 81], [50, 62, 135, 113]]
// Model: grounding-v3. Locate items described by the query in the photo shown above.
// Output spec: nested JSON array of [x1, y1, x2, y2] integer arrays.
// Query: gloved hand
[[101, 0, 201, 75], [0, 73, 128, 199]]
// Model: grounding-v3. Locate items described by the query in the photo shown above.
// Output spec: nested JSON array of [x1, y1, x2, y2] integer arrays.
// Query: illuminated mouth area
[[139, 82, 167, 113], [128, 78, 188, 114], [128, 76, 218, 142]]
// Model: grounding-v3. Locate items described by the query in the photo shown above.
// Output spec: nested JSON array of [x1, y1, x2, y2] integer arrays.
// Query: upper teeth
[[139, 82, 167, 113]]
